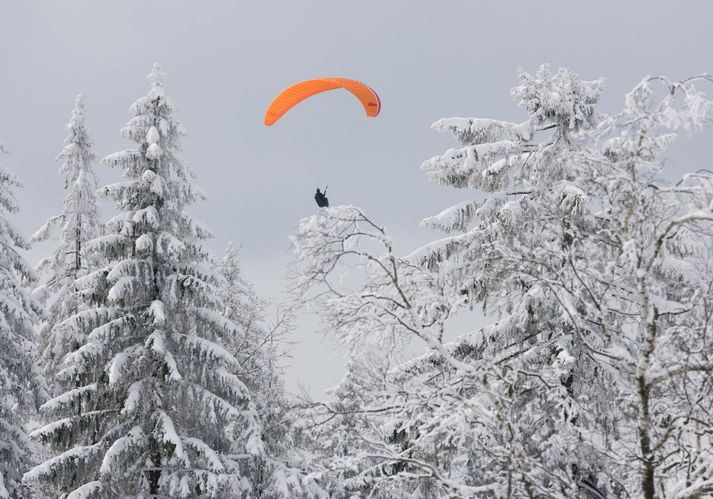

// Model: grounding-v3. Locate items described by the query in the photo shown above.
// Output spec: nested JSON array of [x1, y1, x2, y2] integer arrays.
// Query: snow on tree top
[[148, 62, 167, 89], [511, 64, 603, 130]]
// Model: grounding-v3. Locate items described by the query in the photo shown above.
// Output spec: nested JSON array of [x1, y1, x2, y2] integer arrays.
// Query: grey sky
[[1, 1, 711, 396]]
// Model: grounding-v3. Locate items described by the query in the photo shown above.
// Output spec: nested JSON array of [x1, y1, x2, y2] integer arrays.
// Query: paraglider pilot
[[314, 187, 329, 208]]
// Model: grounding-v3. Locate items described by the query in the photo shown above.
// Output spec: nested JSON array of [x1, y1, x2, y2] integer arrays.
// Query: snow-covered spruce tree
[[25, 64, 265, 498], [414, 65, 610, 497], [419, 67, 713, 497], [31, 94, 100, 392], [0, 142, 46, 498]]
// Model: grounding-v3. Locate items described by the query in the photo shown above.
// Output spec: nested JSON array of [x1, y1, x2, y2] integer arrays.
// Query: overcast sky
[[1, 1, 711, 396]]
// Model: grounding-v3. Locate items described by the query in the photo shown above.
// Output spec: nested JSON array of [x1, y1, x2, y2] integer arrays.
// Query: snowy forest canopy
[[0, 64, 712, 498]]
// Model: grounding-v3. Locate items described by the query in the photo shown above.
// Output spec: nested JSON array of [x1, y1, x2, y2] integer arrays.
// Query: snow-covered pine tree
[[0, 142, 46, 498], [31, 94, 100, 392], [25, 64, 265, 498]]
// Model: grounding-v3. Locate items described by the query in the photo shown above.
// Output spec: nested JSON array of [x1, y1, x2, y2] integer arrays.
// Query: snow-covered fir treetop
[[104, 63, 201, 214], [147, 62, 167, 91], [511, 64, 603, 130], [422, 65, 604, 193], [31, 94, 98, 272], [59, 94, 93, 172], [120, 64, 184, 157], [428, 65, 603, 147]]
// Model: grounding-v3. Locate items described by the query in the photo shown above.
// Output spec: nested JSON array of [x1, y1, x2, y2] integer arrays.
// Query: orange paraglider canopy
[[264, 78, 381, 126]]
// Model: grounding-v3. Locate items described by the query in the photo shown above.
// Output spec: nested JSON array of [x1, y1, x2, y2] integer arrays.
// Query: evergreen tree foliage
[[25, 64, 265, 498], [31, 94, 100, 391], [0, 142, 46, 499]]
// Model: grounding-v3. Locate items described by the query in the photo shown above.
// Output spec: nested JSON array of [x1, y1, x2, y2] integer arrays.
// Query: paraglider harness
[[314, 186, 329, 208]]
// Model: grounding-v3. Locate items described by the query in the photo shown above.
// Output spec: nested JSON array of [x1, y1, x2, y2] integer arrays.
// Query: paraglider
[[265, 78, 380, 208], [314, 187, 329, 208], [264, 78, 380, 126]]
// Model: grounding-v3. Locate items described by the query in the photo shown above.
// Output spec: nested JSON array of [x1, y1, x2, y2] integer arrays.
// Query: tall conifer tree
[[31, 94, 100, 390], [26, 65, 264, 498]]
